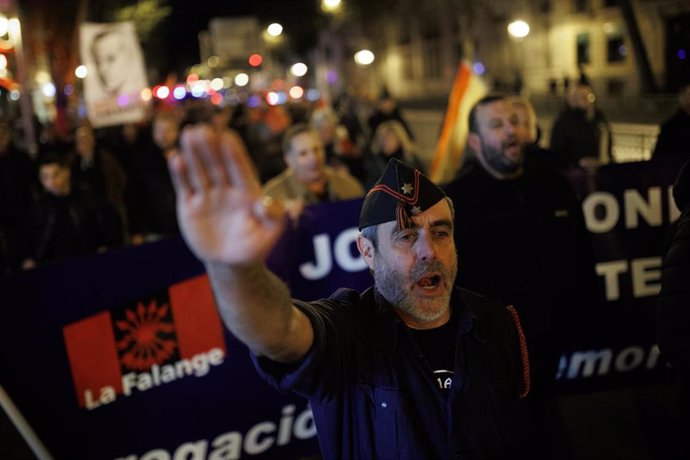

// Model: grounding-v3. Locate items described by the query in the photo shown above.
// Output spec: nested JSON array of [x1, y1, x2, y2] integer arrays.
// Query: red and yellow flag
[[429, 62, 487, 184]]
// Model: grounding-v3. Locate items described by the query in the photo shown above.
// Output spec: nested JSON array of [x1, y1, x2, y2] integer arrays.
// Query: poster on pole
[[80, 22, 148, 128]]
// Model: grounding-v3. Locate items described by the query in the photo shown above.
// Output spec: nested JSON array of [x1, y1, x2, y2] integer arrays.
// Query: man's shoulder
[[458, 287, 506, 313], [325, 167, 365, 197], [443, 161, 486, 195], [457, 287, 514, 331], [262, 169, 296, 198]]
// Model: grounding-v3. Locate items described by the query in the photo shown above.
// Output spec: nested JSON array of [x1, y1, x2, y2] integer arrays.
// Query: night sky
[[164, 0, 322, 77]]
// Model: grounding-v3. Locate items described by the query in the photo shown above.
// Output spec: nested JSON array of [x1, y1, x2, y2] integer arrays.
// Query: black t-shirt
[[409, 314, 457, 394]]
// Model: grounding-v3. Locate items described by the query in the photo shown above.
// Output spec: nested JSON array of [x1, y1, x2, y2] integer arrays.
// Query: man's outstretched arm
[[168, 126, 313, 363]]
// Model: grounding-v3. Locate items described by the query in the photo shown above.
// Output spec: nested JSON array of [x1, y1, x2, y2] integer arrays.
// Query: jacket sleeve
[[657, 211, 690, 379]]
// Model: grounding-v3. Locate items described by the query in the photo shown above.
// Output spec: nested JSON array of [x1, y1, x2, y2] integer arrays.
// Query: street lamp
[[75, 65, 88, 79], [234, 73, 249, 87], [321, 0, 342, 13], [290, 62, 308, 77], [354, 49, 375, 66], [507, 20, 530, 39], [267, 23, 283, 37]]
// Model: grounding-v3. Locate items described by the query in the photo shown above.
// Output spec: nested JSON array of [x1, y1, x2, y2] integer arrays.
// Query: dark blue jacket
[[657, 159, 690, 380], [253, 286, 533, 459]]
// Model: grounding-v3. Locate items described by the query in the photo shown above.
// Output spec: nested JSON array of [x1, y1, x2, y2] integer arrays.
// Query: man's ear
[[468, 132, 481, 154], [357, 234, 375, 270]]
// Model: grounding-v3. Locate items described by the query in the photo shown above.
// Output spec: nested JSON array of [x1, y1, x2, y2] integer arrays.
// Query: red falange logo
[[115, 301, 178, 371]]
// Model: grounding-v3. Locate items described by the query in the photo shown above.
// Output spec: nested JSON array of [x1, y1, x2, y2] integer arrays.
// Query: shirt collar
[[373, 285, 477, 344]]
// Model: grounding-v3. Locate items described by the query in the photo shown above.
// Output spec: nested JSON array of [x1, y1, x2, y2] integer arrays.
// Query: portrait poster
[[80, 22, 148, 128]]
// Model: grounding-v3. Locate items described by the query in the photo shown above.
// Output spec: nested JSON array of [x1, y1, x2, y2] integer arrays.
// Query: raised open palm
[[168, 126, 286, 265]]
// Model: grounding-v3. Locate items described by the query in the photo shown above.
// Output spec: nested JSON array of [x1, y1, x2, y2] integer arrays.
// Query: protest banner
[[0, 159, 682, 457]]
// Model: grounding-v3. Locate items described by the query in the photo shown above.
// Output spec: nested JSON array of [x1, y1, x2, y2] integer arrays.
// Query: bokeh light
[[191, 82, 206, 98], [266, 91, 280, 106], [173, 85, 187, 100], [249, 54, 263, 67], [210, 78, 224, 91], [354, 50, 375, 65], [248, 94, 261, 108], [75, 65, 88, 79], [155, 86, 170, 99], [472, 61, 486, 75], [211, 93, 224, 105], [267, 23, 283, 37], [507, 20, 530, 38], [235, 73, 249, 87], [141, 88, 153, 101], [289, 86, 304, 99], [321, 0, 342, 13], [186, 74, 199, 85], [290, 63, 308, 77], [41, 83, 56, 98]]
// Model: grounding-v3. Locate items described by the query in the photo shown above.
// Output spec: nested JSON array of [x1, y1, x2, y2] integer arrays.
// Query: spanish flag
[[428, 62, 487, 184]]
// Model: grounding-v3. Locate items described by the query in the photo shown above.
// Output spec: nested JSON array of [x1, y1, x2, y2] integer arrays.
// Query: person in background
[[657, 159, 690, 458], [367, 88, 414, 143], [125, 112, 180, 244], [364, 120, 426, 189], [0, 120, 38, 272], [262, 123, 364, 219], [310, 107, 365, 182], [252, 105, 293, 184], [445, 94, 598, 459], [511, 96, 559, 170], [652, 82, 690, 159], [71, 124, 128, 235], [22, 154, 121, 269], [549, 82, 612, 170], [167, 125, 534, 458], [210, 105, 234, 134]]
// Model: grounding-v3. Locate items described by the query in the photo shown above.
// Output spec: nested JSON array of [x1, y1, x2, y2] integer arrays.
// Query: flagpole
[[0, 384, 54, 460]]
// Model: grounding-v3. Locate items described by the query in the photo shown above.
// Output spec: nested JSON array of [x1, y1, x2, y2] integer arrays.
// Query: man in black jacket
[[22, 155, 121, 268], [549, 83, 612, 169], [125, 112, 180, 244], [0, 120, 38, 272], [444, 94, 598, 458], [652, 83, 690, 159], [657, 159, 690, 456]]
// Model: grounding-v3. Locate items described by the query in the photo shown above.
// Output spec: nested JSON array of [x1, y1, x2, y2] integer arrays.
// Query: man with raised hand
[[168, 126, 532, 459]]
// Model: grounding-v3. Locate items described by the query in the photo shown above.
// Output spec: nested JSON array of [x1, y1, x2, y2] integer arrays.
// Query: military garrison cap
[[359, 158, 446, 230]]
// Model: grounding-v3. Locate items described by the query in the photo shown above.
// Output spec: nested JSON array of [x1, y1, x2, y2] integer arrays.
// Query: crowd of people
[[2, 77, 689, 457], [0, 88, 428, 274]]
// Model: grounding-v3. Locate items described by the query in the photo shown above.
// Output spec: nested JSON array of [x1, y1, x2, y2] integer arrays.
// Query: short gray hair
[[360, 225, 379, 248]]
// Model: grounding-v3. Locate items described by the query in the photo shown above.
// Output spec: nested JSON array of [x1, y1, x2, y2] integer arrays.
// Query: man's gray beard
[[373, 257, 457, 324], [481, 139, 522, 176]]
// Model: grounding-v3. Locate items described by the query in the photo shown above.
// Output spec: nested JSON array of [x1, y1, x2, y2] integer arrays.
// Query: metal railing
[[404, 109, 663, 167]]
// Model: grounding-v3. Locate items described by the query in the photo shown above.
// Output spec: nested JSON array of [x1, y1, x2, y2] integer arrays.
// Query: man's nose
[[416, 233, 437, 261]]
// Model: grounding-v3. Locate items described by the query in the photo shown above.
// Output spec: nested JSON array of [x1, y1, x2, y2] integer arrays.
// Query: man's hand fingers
[[180, 126, 212, 191], [220, 130, 261, 194], [195, 126, 233, 186], [168, 152, 192, 199]]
